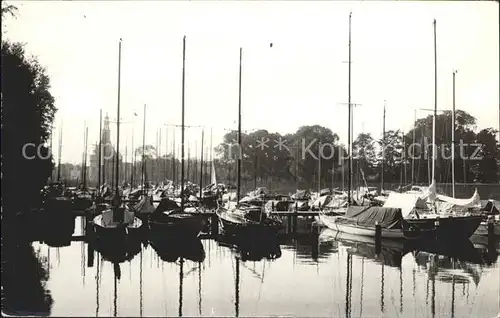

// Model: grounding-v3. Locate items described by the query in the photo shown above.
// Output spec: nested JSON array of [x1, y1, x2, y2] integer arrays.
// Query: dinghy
[[149, 197, 206, 238], [92, 203, 144, 240], [216, 204, 283, 239]]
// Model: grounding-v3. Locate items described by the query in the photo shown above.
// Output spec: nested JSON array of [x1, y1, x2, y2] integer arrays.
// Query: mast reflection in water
[[7, 219, 499, 317]]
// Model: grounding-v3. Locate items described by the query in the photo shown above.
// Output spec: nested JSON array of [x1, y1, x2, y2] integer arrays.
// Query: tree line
[[212, 111, 499, 188]]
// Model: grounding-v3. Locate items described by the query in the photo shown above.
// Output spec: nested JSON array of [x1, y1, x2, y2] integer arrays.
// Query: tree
[[353, 132, 377, 175], [471, 128, 499, 183], [2, 28, 57, 215]]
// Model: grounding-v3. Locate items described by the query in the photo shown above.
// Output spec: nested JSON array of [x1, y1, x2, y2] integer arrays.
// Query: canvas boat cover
[[154, 197, 180, 215], [482, 200, 500, 215], [247, 187, 268, 197], [311, 195, 333, 208], [265, 200, 290, 211], [291, 189, 311, 200], [102, 208, 135, 226], [133, 195, 156, 214], [383, 192, 429, 218], [320, 188, 332, 197], [436, 188, 481, 208], [345, 206, 404, 229]]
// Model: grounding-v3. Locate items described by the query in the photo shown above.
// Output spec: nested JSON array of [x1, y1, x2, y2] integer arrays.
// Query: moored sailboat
[[148, 36, 205, 239], [91, 38, 144, 240]]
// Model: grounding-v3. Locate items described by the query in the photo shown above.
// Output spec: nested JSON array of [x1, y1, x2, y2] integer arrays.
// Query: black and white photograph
[[1, 0, 499, 317]]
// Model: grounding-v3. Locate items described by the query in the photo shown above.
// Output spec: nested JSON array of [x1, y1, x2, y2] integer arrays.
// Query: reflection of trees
[[1, 238, 53, 316]]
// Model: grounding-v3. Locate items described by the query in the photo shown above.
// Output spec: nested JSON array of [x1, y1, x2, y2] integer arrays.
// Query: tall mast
[[237, 47, 243, 205], [318, 142, 321, 194], [84, 125, 88, 189], [141, 104, 146, 190], [411, 109, 416, 184], [181, 35, 186, 211], [381, 100, 386, 191], [57, 123, 63, 181], [159, 127, 162, 182], [156, 129, 159, 184], [347, 12, 352, 204], [165, 126, 168, 181], [115, 38, 122, 195], [98, 110, 102, 192], [452, 70, 457, 197], [209, 127, 213, 182], [50, 127, 54, 180], [200, 128, 204, 197], [131, 129, 134, 187], [432, 19, 437, 184], [172, 128, 176, 185]]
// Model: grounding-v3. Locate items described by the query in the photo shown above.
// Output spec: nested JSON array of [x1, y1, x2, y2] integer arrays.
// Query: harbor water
[[2, 217, 499, 317]]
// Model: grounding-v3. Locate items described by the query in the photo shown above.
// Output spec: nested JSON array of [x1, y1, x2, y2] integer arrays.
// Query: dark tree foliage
[[212, 110, 498, 187], [1, 38, 57, 215]]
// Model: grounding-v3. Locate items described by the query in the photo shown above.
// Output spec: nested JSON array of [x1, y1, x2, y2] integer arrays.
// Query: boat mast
[[115, 38, 122, 195], [165, 126, 168, 182], [84, 125, 88, 189], [172, 127, 176, 185], [237, 47, 242, 205], [318, 142, 321, 194], [141, 104, 146, 191], [98, 109, 102, 192], [57, 123, 63, 181], [131, 129, 134, 187], [181, 35, 186, 211], [381, 100, 386, 191], [432, 19, 437, 185], [347, 12, 352, 204], [209, 127, 213, 183], [199, 128, 204, 197], [452, 70, 457, 197], [411, 109, 416, 184]]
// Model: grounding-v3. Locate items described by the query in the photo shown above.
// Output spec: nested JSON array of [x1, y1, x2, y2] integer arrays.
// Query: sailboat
[[216, 47, 283, 240], [149, 36, 206, 238], [92, 39, 144, 239], [200, 160, 224, 208], [383, 20, 483, 241], [317, 13, 428, 240]]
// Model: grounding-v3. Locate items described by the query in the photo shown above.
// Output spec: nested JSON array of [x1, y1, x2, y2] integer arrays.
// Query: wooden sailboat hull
[[216, 210, 282, 239], [149, 213, 206, 238], [471, 220, 500, 236], [92, 214, 145, 241], [406, 215, 483, 240], [318, 214, 422, 240]]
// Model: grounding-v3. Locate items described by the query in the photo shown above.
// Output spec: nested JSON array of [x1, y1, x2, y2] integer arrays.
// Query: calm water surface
[[4, 217, 500, 317]]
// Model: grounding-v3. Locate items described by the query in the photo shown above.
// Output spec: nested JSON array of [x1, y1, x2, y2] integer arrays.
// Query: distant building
[[70, 166, 81, 180], [89, 113, 122, 186]]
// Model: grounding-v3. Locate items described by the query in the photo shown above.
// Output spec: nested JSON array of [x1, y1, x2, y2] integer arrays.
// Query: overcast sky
[[4, 1, 499, 164]]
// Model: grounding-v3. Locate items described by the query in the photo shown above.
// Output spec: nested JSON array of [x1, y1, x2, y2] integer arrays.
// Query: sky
[[3, 1, 499, 164]]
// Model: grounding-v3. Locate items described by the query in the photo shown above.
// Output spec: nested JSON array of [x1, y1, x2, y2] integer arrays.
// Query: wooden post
[[487, 216, 495, 260], [311, 221, 319, 259], [375, 221, 381, 254], [211, 214, 218, 237], [292, 206, 298, 233], [87, 240, 94, 268], [272, 201, 275, 211]]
